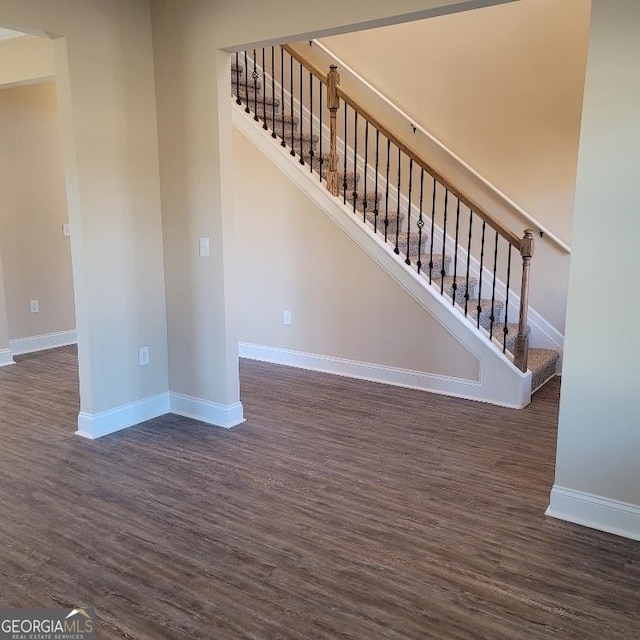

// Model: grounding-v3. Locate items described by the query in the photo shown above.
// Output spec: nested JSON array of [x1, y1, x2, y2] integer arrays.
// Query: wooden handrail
[[282, 44, 328, 84], [283, 44, 521, 251]]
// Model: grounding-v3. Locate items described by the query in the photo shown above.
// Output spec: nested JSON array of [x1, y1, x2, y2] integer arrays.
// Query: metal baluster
[[363, 121, 369, 223], [319, 82, 323, 182], [429, 179, 436, 284], [280, 48, 285, 147], [299, 62, 304, 164], [405, 158, 413, 265], [289, 54, 295, 156], [244, 51, 250, 114], [440, 189, 449, 296], [309, 72, 313, 172], [271, 47, 276, 138], [235, 52, 242, 105], [352, 111, 358, 214], [464, 211, 473, 316], [253, 49, 259, 120], [262, 49, 267, 129], [373, 130, 380, 233], [417, 169, 425, 273], [503, 245, 512, 353], [489, 231, 499, 339], [477, 220, 487, 329], [384, 139, 391, 242], [394, 147, 401, 255], [343, 104, 348, 205], [452, 199, 461, 306]]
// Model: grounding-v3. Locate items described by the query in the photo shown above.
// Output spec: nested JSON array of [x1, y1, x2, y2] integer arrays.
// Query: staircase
[[231, 50, 559, 404]]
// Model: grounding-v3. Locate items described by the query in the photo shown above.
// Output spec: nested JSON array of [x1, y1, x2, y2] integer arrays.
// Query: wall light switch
[[199, 237, 210, 257], [63, 223, 71, 237], [283, 310, 292, 325], [30, 299, 39, 314]]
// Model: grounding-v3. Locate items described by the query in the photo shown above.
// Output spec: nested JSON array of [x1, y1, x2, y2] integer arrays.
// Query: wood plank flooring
[[0, 346, 639, 639]]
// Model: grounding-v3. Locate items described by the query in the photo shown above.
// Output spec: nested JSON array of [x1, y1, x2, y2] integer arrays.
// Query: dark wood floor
[[0, 346, 639, 639]]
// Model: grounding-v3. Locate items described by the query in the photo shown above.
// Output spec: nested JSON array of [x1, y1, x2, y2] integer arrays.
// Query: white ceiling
[[0, 27, 24, 42]]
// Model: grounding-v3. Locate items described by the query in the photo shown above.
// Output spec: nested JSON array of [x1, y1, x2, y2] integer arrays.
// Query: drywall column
[[0, 249, 13, 366], [548, 0, 640, 540]]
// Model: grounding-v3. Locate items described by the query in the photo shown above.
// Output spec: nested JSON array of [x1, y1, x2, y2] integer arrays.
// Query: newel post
[[326, 64, 340, 196], [513, 228, 534, 373]]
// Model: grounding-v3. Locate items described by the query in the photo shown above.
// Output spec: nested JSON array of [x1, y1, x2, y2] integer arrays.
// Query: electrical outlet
[[283, 310, 292, 325], [30, 299, 39, 314], [138, 346, 150, 366], [199, 237, 210, 257], [63, 223, 71, 237]]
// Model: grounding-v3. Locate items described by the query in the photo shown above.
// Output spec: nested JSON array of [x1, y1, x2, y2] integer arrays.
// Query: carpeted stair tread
[[382, 231, 427, 259], [346, 190, 381, 213], [489, 322, 521, 351], [529, 348, 559, 392], [232, 76, 262, 90], [233, 90, 280, 107], [254, 109, 299, 127]]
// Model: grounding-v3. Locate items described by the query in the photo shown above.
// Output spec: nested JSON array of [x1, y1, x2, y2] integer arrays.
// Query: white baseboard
[[76, 392, 170, 440], [0, 347, 15, 367], [170, 392, 245, 429], [239, 342, 527, 408], [546, 485, 640, 541], [10, 329, 77, 356]]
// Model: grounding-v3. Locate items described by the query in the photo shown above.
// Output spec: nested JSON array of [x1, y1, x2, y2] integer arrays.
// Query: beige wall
[[0, 253, 9, 354], [320, 0, 591, 245], [0, 82, 75, 340], [0, 1, 168, 416], [233, 128, 479, 380], [553, 0, 640, 506], [0, 34, 54, 87]]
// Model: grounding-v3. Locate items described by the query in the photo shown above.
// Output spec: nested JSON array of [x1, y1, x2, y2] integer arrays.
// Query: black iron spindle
[[319, 81, 323, 182], [440, 189, 449, 296], [503, 245, 512, 353], [363, 121, 369, 223], [253, 49, 259, 120], [384, 139, 391, 242], [373, 130, 380, 233], [280, 48, 286, 147], [477, 220, 487, 329], [394, 147, 401, 254], [490, 231, 499, 339], [352, 111, 358, 214], [271, 47, 276, 138], [417, 169, 425, 273], [452, 199, 461, 306], [261, 49, 267, 130], [464, 210, 473, 316], [309, 72, 313, 172], [429, 179, 436, 284], [405, 158, 413, 265], [343, 104, 348, 204], [289, 54, 295, 156], [299, 62, 304, 163], [235, 52, 242, 105], [244, 51, 250, 114]]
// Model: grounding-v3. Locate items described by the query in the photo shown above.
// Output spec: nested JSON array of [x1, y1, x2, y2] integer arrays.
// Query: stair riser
[[233, 91, 280, 108], [232, 77, 262, 90]]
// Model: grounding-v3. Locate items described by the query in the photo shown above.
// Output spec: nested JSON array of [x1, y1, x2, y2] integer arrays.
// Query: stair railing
[[233, 45, 534, 373]]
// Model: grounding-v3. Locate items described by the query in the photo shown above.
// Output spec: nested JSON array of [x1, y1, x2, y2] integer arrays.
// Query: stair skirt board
[[0, 348, 15, 367], [10, 329, 77, 356], [234, 111, 533, 409], [547, 486, 640, 542]]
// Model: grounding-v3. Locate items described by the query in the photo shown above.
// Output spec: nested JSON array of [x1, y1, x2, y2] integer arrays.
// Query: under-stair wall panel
[[233, 128, 481, 383]]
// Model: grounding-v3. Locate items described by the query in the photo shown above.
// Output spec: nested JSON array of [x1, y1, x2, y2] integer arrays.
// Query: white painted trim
[[312, 39, 571, 254], [0, 347, 15, 367], [170, 393, 245, 429], [76, 392, 170, 440], [234, 108, 531, 409], [546, 485, 640, 542], [10, 329, 77, 356], [240, 342, 527, 408]]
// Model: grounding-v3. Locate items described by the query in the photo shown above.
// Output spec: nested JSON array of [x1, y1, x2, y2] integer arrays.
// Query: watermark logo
[[0, 607, 95, 640]]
